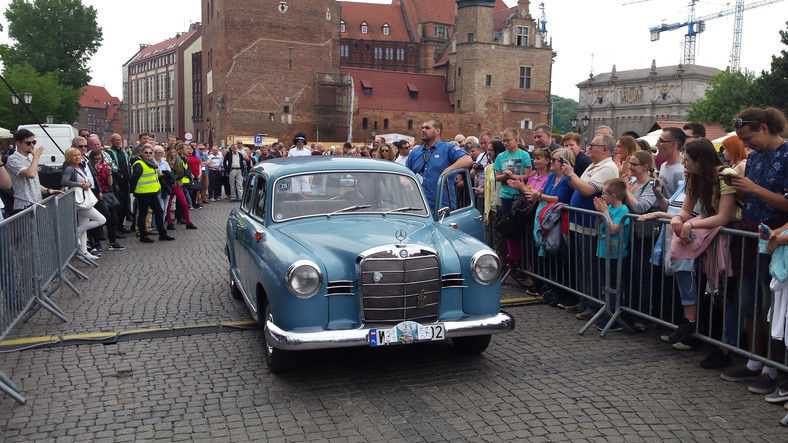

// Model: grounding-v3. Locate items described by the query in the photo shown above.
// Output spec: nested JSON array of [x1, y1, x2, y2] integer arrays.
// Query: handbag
[[102, 191, 120, 208], [511, 193, 539, 218], [74, 187, 98, 210], [495, 213, 520, 239]]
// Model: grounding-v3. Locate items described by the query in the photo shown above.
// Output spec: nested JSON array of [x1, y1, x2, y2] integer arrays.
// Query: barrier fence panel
[[0, 208, 38, 403], [53, 191, 88, 294]]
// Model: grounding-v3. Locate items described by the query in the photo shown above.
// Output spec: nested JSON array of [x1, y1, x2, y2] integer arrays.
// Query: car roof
[[252, 156, 414, 178]]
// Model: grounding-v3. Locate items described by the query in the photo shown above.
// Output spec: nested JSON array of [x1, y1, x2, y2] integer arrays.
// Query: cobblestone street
[[1, 199, 786, 441]]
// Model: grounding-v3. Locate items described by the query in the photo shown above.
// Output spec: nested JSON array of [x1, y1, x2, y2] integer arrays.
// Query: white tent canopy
[[0, 127, 12, 138], [377, 133, 414, 145], [637, 129, 662, 150]]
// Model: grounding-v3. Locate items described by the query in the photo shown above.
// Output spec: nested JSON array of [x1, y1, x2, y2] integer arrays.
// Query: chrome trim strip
[[265, 311, 515, 351]]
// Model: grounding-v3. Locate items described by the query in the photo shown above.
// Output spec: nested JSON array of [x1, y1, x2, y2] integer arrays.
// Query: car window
[[252, 177, 267, 219], [241, 174, 256, 211], [272, 171, 428, 222], [439, 169, 473, 210]]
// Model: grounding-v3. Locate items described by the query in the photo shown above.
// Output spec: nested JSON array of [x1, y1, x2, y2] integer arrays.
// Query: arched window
[[361, 21, 368, 34], [382, 23, 390, 36], [340, 20, 345, 33]]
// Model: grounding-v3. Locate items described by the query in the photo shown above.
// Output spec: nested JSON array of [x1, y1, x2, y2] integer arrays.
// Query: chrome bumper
[[265, 311, 515, 351]]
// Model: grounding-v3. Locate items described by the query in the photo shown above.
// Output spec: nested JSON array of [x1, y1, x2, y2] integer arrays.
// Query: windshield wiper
[[383, 206, 422, 215], [327, 205, 371, 217]]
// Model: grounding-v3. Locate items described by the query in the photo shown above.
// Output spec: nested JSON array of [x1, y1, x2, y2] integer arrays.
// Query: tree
[[686, 69, 758, 131], [754, 21, 788, 114], [0, 62, 81, 130], [0, 0, 102, 90], [551, 95, 578, 134]]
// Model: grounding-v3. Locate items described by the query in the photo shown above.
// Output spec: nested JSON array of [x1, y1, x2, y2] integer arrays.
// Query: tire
[[452, 334, 491, 355], [263, 302, 297, 373], [230, 269, 242, 300]]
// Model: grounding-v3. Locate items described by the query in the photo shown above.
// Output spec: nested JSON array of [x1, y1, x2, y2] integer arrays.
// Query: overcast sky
[[1, 0, 785, 102]]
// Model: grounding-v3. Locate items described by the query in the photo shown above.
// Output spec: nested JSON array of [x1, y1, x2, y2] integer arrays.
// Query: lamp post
[[581, 115, 590, 133], [10, 92, 32, 126], [570, 116, 578, 130]]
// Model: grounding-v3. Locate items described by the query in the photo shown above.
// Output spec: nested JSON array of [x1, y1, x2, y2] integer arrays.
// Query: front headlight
[[286, 260, 322, 298], [470, 251, 500, 285]]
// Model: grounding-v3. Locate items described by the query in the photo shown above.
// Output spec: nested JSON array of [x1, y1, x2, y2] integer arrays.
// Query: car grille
[[358, 247, 441, 325]]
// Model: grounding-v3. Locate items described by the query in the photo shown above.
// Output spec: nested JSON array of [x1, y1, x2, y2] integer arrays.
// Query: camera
[[473, 163, 485, 172]]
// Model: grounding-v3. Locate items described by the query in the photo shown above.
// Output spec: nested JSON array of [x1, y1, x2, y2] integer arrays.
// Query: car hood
[[274, 216, 459, 278]]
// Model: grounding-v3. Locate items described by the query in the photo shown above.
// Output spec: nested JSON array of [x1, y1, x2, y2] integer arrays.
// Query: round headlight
[[471, 251, 500, 285], [286, 260, 322, 298]]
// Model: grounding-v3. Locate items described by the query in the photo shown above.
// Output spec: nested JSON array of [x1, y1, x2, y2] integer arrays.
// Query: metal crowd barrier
[[500, 203, 788, 423], [0, 191, 85, 404]]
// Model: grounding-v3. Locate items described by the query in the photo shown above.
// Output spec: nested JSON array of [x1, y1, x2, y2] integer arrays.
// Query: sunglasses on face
[[23, 140, 37, 146]]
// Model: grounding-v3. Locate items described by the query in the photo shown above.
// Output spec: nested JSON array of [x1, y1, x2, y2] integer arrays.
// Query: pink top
[[526, 172, 549, 192]]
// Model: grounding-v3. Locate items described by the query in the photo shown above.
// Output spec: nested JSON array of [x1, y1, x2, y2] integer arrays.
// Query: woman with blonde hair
[[62, 147, 106, 259], [615, 135, 638, 177], [166, 144, 196, 230]]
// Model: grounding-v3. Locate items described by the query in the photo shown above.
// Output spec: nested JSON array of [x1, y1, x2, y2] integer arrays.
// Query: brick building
[[78, 85, 123, 142], [122, 23, 201, 144], [199, 0, 553, 145]]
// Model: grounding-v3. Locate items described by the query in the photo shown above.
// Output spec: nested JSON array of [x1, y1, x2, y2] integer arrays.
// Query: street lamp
[[581, 115, 590, 132], [570, 116, 578, 129], [10, 91, 32, 125]]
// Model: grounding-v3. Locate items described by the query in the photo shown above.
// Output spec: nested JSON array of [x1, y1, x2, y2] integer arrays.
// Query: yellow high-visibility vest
[[133, 160, 161, 194]]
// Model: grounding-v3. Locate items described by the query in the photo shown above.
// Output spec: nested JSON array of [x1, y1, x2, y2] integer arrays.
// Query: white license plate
[[369, 321, 445, 346]]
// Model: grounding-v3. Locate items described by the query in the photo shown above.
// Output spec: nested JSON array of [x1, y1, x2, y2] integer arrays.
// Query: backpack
[[535, 202, 567, 254]]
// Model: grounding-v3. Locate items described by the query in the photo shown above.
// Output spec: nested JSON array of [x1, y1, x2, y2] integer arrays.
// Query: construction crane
[[648, 0, 784, 66], [538, 2, 548, 42]]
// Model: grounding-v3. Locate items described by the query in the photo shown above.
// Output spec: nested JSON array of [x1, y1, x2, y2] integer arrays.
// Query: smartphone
[[761, 222, 771, 237], [558, 157, 565, 165]]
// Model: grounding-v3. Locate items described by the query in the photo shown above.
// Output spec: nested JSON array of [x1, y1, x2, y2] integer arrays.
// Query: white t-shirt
[[395, 154, 408, 166], [287, 147, 311, 158], [287, 147, 312, 192]]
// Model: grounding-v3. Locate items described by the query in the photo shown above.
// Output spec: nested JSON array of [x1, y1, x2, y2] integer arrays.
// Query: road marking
[[0, 320, 259, 351]]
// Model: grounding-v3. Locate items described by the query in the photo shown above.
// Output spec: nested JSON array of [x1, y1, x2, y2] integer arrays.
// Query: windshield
[[272, 171, 428, 221]]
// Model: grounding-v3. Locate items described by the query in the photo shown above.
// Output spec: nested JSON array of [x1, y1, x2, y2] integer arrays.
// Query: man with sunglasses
[[655, 127, 686, 199], [6, 129, 64, 214], [130, 144, 175, 243]]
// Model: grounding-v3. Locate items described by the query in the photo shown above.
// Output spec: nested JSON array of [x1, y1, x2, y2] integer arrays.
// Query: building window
[[362, 118, 368, 130], [385, 48, 393, 60], [284, 105, 290, 113], [374, 47, 382, 59], [396, 48, 404, 60], [519, 66, 532, 89], [485, 75, 491, 87], [383, 23, 390, 36], [456, 100, 460, 109], [361, 21, 368, 34], [435, 26, 447, 38], [468, 33, 474, 42], [408, 120, 413, 130], [407, 82, 418, 99], [363, 87, 372, 96], [340, 45, 348, 57], [340, 20, 345, 33], [384, 118, 389, 129], [516, 26, 529, 46]]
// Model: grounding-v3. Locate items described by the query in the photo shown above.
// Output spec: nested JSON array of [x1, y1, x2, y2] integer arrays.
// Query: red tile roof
[[79, 85, 120, 109], [341, 1, 411, 41], [432, 44, 451, 68], [126, 27, 198, 65], [341, 67, 454, 113], [493, 6, 517, 32], [651, 121, 729, 141], [409, 0, 456, 25]]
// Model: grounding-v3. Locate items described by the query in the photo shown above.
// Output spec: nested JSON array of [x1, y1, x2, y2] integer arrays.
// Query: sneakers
[[748, 373, 779, 394], [765, 386, 788, 403], [82, 251, 100, 260], [209, 198, 216, 202], [672, 336, 701, 351], [576, 309, 594, 320], [107, 243, 126, 251], [721, 365, 762, 382], [186, 223, 198, 230], [660, 318, 695, 344], [89, 247, 102, 257], [566, 304, 585, 313], [700, 348, 732, 369], [159, 235, 176, 241], [140, 237, 154, 244]]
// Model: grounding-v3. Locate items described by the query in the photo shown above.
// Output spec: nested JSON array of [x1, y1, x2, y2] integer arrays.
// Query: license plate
[[369, 321, 445, 346]]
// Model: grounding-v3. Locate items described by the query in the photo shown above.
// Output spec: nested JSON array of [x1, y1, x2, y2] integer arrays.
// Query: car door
[[233, 174, 259, 297], [435, 168, 484, 241]]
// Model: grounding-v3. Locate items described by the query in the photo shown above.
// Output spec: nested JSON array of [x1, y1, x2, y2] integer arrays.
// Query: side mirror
[[437, 206, 450, 223]]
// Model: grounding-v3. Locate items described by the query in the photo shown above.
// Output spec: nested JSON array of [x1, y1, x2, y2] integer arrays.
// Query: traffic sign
[[254, 134, 263, 147], [184, 131, 194, 142]]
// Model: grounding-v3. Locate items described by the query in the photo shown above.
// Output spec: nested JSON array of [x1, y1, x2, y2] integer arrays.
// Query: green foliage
[[0, 62, 81, 130], [1, 0, 102, 90], [686, 69, 758, 131], [551, 95, 578, 134], [753, 21, 788, 114]]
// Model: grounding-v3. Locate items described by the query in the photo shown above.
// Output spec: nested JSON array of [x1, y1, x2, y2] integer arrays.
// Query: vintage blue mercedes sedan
[[226, 156, 514, 372]]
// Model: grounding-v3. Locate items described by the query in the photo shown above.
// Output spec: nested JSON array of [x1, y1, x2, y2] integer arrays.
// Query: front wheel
[[263, 302, 297, 373], [452, 335, 491, 355]]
